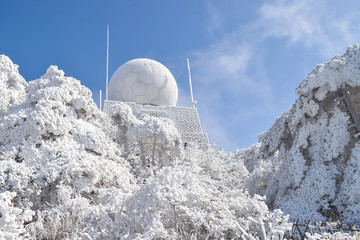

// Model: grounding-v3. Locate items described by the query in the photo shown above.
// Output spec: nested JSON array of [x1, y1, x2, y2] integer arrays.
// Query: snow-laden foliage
[[76, 148, 292, 239], [0, 56, 292, 239], [0, 62, 135, 238], [105, 102, 182, 182], [0, 192, 33, 240], [0, 55, 27, 114], [3, 43, 360, 238], [238, 44, 360, 223]]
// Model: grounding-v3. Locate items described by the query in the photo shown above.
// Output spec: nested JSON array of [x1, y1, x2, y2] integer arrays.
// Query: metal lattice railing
[[290, 220, 360, 239]]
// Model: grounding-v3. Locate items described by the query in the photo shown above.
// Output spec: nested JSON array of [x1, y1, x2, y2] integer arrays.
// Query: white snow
[[0, 192, 33, 240], [296, 44, 360, 100], [0, 56, 291, 239], [1, 44, 360, 239], [0, 55, 27, 114], [239, 44, 360, 225]]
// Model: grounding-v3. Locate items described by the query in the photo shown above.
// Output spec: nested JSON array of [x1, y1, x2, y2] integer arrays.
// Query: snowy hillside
[[238, 44, 360, 223], [1, 44, 360, 239], [0, 55, 291, 239]]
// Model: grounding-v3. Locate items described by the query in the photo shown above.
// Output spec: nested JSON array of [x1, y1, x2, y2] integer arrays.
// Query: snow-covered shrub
[[31, 148, 291, 239], [2, 57, 291, 239], [0, 191, 33, 240], [116, 148, 292, 239], [105, 102, 182, 182], [0, 61, 135, 238], [0, 55, 28, 114]]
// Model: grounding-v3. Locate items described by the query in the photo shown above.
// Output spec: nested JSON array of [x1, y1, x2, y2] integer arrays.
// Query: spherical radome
[[109, 58, 178, 106]]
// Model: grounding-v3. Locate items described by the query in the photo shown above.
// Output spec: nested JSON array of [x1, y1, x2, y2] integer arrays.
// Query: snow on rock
[[335, 141, 360, 223], [296, 44, 360, 100], [238, 44, 360, 223]]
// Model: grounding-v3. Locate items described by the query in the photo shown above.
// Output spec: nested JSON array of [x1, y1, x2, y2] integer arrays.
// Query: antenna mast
[[106, 24, 109, 100], [187, 58, 197, 108]]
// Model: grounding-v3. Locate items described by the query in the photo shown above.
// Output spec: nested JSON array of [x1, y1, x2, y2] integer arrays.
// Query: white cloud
[[205, 2, 224, 37], [256, 0, 360, 56], [192, 38, 272, 99], [257, 0, 316, 42], [191, 0, 360, 151]]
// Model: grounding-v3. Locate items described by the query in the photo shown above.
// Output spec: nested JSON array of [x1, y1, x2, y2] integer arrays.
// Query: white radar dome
[[108, 58, 178, 106]]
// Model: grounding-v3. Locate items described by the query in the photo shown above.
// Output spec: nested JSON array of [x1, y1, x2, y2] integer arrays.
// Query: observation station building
[[103, 58, 209, 148]]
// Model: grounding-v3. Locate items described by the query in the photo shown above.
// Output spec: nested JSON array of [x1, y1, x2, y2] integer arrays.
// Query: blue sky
[[1, 0, 360, 152]]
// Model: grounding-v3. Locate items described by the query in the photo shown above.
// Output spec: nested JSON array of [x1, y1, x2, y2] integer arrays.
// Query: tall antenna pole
[[106, 24, 109, 100], [187, 58, 197, 108], [99, 89, 102, 110]]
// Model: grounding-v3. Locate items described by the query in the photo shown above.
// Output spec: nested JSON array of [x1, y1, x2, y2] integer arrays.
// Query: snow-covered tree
[[0, 56, 292, 239], [0, 60, 135, 238], [105, 101, 182, 182], [0, 191, 33, 240], [0, 55, 27, 114]]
